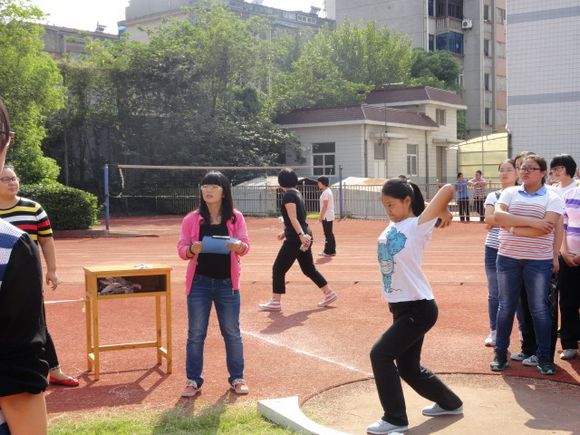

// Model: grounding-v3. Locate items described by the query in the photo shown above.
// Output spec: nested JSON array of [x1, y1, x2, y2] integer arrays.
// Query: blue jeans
[[186, 274, 244, 386], [485, 246, 524, 332], [495, 255, 553, 358], [0, 422, 9, 435]]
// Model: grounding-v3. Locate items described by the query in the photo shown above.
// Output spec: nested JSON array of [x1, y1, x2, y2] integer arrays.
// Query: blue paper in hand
[[200, 236, 238, 254]]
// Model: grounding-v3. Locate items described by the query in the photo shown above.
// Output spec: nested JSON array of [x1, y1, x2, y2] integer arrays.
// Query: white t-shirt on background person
[[377, 216, 438, 303], [319, 188, 335, 221]]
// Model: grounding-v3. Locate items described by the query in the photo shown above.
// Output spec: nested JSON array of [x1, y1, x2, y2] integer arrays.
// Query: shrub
[[19, 183, 99, 230]]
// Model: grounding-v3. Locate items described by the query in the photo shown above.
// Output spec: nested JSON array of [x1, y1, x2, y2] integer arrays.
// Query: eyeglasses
[[0, 176, 18, 183], [550, 166, 565, 173], [201, 184, 223, 190], [519, 166, 542, 173]]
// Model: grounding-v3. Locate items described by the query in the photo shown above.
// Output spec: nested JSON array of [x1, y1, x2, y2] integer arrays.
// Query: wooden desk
[[84, 264, 172, 380]]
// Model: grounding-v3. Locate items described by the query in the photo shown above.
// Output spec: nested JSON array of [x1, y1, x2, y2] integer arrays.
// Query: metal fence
[[109, 183, 503, 220]]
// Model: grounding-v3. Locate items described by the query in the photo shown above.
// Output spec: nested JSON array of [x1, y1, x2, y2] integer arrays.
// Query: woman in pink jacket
[[177, 171, 250, 398]]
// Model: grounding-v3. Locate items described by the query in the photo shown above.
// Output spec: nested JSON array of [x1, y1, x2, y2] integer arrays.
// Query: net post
[[338, 165, 343, 219], [104, 164, 110, 234]]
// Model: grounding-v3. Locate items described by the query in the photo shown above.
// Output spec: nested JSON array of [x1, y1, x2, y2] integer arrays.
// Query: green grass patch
[[49, 404, 293, 435], [306, 213, 320, 219]]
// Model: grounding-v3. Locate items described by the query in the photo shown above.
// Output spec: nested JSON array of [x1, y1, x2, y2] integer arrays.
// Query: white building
[[277, 86, 466, 186], [507, 1, 580, 158]]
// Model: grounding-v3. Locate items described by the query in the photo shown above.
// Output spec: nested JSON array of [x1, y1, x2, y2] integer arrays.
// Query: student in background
[[317, 176, 336, 257], [454, 172, 470, 222], [259, 168, 337, 312], [470, 170, 487, 223]]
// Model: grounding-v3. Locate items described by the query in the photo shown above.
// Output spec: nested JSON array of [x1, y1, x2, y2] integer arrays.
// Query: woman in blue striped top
[[482, 159, 517, 347]]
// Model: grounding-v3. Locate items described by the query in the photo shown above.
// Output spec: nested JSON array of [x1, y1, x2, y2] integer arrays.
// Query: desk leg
[[85, 296, 92, 371], [166, 289, 172, 374], [155, 295, 162, 365], [92, 296, 100, 381]]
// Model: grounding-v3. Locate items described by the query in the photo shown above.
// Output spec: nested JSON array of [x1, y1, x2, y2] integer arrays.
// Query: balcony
[[434, 16, 463, 33]]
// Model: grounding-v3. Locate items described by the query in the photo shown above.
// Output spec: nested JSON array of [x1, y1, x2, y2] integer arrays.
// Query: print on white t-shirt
[[377, 216, 438, 303]]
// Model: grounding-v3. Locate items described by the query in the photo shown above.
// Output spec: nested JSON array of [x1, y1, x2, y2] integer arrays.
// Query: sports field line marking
[[242, 330, 372, 377]]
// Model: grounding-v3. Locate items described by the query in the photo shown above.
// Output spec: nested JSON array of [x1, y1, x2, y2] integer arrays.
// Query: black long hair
[[382, 178, 425, 216], [198, 171, 236, 224], [0, 97, 10, 151]]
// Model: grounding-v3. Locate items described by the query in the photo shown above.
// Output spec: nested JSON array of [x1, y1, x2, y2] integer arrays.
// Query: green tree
[[0, 0, 65, 183], [268, 20, 415, 114], [410, 49, 462, 91]]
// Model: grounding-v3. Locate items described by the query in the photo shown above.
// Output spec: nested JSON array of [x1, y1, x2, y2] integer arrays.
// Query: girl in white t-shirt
[[367, 180, 463, 435]]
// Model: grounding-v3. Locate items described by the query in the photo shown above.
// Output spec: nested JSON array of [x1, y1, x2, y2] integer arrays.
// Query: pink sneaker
[[181, 380, 201, 398], [231, 378, 249, 395], [259, 299, 281, 311], [318, 290, 337, 307]]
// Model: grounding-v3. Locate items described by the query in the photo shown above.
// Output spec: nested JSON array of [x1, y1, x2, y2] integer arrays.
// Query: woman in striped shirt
[[482, 159, 517, 347], [492, 155, 563, 375]]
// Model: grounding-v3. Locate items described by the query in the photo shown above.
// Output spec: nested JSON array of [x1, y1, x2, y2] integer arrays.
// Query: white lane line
[[242, 330, 372, 377]]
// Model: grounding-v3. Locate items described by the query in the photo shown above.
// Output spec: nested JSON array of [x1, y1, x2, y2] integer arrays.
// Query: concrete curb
[[258, 396, 351, 435]]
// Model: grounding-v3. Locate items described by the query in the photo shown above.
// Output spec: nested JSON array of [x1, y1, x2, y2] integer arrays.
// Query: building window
[[458, 73, 464, 87], [483, 5, 491, 22], [429, 34, 435, 51], [312, 142, 335, 175], [436, 32, 464, 55], [407, 144, 418, 176], [436, 109, 446, 125], [447, 0, 463, 19], [484, 108, 491, 126], [428, 0, 434, 17], [484, 39, 491, 57], [374, 141, 386, 160], [496, 7, 506, 24], [484, 73, 491, 91]]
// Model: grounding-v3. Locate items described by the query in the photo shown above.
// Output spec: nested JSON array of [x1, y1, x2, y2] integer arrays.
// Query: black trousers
[[321, 219, 336, 255], [473, 198, 485, 222], [44, 330, 59, 370], [559, 257, 580, 350], [458, 198, 470, 221], [272, 236, 328, 294], [370, 299, 462, 426]]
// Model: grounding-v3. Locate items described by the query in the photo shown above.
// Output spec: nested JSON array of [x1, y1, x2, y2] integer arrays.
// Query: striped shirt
[[497, 185, 563, 260], [0, 197, 53, 242], [563, 187, 580, 255], [0, 218, 24, 287], [484, 190, 502, 249]]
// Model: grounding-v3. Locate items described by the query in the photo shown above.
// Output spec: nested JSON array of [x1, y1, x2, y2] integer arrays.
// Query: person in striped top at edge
[[0, 164, 79, 387], [482, 159, 521, 348], [491, 155, 564, 375]]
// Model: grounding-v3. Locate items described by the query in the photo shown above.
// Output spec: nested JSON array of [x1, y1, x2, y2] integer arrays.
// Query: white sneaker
[[366, 418, 408, 434], [422, 403, 464, 417], [484, 330, 496, 347], [510, 352, 529, 361], [522, 355, 539, 366], [560, 349, 578, 360]]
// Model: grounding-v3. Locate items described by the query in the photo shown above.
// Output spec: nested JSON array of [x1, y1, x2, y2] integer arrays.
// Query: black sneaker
[[537, 358, 556, 375], [490, 353, 509, 371]]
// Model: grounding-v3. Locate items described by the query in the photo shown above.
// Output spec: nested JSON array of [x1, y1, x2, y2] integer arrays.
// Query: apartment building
[[326, 0, 507, 139], [42, 24, 118, 59], [507, 1, 580, 158], [119, 0, 333, 43]]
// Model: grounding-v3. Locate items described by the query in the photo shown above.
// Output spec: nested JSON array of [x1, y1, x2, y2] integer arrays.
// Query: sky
[[31, 0, 326, 34]]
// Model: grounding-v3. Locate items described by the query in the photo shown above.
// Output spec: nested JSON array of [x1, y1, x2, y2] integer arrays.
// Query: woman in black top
[[0, 97, 48, 434], [259, 168, 337, 311]]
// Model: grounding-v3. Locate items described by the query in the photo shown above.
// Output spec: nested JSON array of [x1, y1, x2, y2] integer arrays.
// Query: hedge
[[19, 183, 99, 230]]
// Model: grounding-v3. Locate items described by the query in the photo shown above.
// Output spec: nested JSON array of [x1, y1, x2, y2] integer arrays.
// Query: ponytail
[[381, 178, 425, 217]]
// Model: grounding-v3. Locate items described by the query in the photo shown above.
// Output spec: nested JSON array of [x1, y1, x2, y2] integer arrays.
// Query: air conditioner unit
[[461, 18, 473, 29]]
